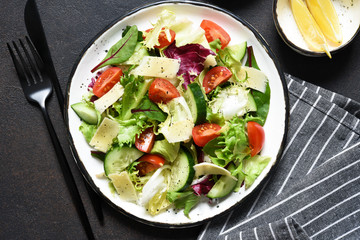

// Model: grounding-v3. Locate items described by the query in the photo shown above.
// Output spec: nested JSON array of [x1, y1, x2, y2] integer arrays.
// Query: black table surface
[[1, 0, 359, 239]]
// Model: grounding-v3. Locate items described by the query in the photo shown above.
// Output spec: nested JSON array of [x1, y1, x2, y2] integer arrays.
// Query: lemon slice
[[290, 0, 331, 58], [305, 0, 342, 46]]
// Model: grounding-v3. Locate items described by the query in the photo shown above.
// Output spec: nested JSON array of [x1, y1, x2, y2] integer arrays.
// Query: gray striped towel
[[198, 73, 360, 240]]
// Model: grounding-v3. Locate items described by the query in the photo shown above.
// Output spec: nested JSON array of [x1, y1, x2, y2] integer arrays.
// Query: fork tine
[[12, 41, 34, 85], [7, 42, 30, 87], [25, 36, 46, 76], [19, 38, 42, 82]]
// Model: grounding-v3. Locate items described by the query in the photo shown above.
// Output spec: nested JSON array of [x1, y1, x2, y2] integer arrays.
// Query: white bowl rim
[[272, 0, 360, 57]]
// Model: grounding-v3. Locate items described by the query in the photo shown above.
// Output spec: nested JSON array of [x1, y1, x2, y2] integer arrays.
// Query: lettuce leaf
[[171, 18, 206, 47], [218, 42, 247, 68], [231, 161, 245, 192], [167, 191, 200, 218], [148, 189, 171, 215], [206, 107, 225, 126], [115, 117, 152, 147], [203, 116, 250, 167], [127, 161, 152, 191], [79, 122, 97, 143], [243, 155, 271, 188], [147, 167, 172, 215], [120, 76, 152, 120], [142, 9, 176, 49]]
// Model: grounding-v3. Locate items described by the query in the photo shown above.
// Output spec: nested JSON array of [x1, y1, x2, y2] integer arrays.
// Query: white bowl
[[273, 0, 360, 57]]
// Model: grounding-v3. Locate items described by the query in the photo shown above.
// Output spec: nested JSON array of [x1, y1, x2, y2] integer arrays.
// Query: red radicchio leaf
[[90, 151, 105, 161], [191, 175, 215, 196], [247, 46, 253, 68], [88, 77, 96, 90], [90, 95, 99, 102], [196, 145, 204, 163], [88, 71, 102, 90], [163, 42, 215, 88]]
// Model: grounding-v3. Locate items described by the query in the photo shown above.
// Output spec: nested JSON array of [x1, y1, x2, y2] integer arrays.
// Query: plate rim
[[64, 0, 290, 228]]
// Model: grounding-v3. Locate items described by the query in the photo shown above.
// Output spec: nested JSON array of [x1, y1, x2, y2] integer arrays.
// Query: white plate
[[273, 0, 360, 57], [65, 1, 289, 227]]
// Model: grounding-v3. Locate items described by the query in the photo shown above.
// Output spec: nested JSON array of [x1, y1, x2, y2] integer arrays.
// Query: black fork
[[7, 37, 95, 240]]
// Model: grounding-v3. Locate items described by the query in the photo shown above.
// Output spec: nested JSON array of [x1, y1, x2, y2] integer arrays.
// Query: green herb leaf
[[167, 191, 193, 203], [90, 151, 106, 161], [209, 39, 222, 52], [132, 95, 167, 122], [202, 137, 223, 157], [120, 77, 152, 121], [91, 25, 139, 72], [122, 25, 143, 42], [244, 46, 270, 125], [250, 83, 270, 125], [245, 46, 259, 70]]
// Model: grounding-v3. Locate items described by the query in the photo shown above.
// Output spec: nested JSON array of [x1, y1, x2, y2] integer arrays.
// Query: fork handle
[[39, 104, 95, 240]]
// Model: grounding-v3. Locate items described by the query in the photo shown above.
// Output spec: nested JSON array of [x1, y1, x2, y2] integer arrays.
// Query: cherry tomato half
[[148, 78, 180, 104], [200, 20, 231, 49], [203, 66, 232, 94], [136, 154, 166, 176], [93, 67, 122, 98], [135, 127, 155, 153], [192, 123, 221, 147], [247, 122, 265, 157], [144, 28, 176, 49]]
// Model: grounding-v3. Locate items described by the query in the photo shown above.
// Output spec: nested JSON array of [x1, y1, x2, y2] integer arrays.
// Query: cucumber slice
[[207, 164, 238, 199], [227, 41, 247, 62], [168, 146, 195, 192], [104, 146, 144, 176], [246, 92, 257, 112], [71, 102, 98, 125], [183, 83, 207, 124]]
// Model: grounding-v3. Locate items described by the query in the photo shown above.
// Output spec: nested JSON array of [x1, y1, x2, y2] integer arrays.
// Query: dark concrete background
[[1, 0, 359, 239]]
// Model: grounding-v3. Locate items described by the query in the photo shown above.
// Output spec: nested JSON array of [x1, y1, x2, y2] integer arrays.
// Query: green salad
[[71, 10, 271, 217]]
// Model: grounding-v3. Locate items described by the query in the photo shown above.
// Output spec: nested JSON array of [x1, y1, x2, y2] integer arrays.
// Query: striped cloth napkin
[[198, 73, 360, 240]]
